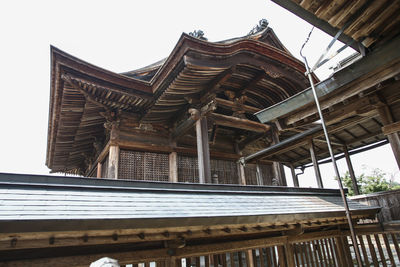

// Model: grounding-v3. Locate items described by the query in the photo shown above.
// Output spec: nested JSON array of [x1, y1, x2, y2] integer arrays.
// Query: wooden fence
[[122, 229, 400, 267]]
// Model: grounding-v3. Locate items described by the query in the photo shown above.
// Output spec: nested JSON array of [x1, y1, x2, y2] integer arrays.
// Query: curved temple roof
[[47, 26, 316, 173]]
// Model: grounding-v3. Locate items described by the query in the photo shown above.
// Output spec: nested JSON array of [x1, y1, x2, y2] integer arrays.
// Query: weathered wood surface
[[209, 113, 270, 133]]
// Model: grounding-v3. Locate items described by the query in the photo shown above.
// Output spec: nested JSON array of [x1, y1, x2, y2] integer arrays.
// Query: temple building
[[46, 21, 315, 186], [2, 0, 400, 264]]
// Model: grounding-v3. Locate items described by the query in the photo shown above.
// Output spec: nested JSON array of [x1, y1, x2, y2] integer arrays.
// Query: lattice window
[[178, 156, 239, 184], [178, 155, 199, 183], [244, 164, 258, 185], [210, 159, 239, 185], [119, 150, 169, 182]]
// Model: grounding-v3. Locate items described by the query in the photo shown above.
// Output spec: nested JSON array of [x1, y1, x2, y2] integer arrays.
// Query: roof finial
[[189, 30, 207, 41], [248, 19, 269, 35]]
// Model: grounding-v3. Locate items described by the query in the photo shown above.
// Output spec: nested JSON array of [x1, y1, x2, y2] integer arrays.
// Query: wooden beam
[[209, 113, 270, 133], [196, 117, 211, 183], [256, 35, 400, 124], [309, 139, 323, 188], [382, 121, 400, 135], [215, 98, 260, 114], [343, 145, 360, 195], [171, 109, 200, 139], [378, 105, 400, 169]]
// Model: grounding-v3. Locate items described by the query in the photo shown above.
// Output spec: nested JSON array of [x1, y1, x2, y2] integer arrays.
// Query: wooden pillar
[[284, 243, 296, 267], [96, 162, 102, 178], [290, 165, 299, 187], [196, 117, 211, 183], [238, 161, 246, 185], [271, 127, 287, 186], [108, 145, 119, 179], [169, 152, 178, 183], [256, 164, 264, 185], [343, 145, 360, 195], [309, 139, 323, 188], [245, 250, 254, 267], [277, 245, 288, 267], [378, 105, 400, 169]]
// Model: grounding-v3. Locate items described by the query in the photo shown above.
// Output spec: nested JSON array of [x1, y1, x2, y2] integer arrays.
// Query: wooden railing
[[121, 224, 400, 267], [350, 189, 400, 222]]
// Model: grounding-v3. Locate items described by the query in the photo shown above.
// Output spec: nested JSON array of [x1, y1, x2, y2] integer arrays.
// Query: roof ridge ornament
[[189, 30, 207, 41], [248, 19, 269, 36]]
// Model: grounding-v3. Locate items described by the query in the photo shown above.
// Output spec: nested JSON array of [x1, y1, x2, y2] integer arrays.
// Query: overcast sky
[[0, 0, 398, 188]]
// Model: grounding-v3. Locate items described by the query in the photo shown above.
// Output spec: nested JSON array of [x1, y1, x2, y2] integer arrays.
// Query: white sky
[[0, 0, 398, 188]]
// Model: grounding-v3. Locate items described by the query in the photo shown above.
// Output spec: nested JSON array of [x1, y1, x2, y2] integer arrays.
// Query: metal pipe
[[301, 53, 363, 266], [243, 124, 322, 162]]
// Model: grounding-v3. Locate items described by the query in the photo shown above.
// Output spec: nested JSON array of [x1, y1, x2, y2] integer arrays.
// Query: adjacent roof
[[0, 172, 378, 233], [47, 26, 315, 173]]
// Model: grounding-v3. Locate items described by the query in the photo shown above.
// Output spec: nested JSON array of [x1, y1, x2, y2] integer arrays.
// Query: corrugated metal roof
[[0, 173, 378, 233]]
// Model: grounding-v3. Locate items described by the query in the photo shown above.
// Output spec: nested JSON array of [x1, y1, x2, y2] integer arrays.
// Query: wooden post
[[196, 117, 211, 183], [284, 243, 296, 267], [343, 145, 360, 195], [245, 250, 254, 267], [378, 105, 400, 169], [96, 162, 102, 178], [256, 164, 264, 185], [271, 127, 287, 186], [169, 152, 178, 183], [238, 161, 246, 185], [277, 246, 288, 267], [108, 145, 119, 179], [309, 139, 323, 188], [290, 165, 299, 187]]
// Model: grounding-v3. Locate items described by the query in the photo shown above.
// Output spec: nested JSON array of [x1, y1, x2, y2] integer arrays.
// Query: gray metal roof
[[0, 173, 378, 233]]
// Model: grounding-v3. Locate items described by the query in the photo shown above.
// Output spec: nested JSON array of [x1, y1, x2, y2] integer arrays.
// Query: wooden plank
[[271, 247, 278, 267], [258, 248, 265, 267], [245, 250, 254, 267], [277, 245, 288, 267], [334, 237, 347, 267], [293, 244, 300, 266], [374, 234, 388, 267], [382, 234, 396, 266], [327, 238, 338, 267], [366, 235, 379, 267], [196, 117, 211, 183], [229, 253, 235, 267], [391, 233, 400, 263], [342, 236, 354, 267], [358, 235, 371, 267], [299, 243, 307, 267], [209, 113, 270, 133], [205, 255, 210, 267], [256, 35, 400, 124]]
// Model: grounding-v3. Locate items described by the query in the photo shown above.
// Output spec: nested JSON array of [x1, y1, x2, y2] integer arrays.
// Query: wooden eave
[[271, 0, 400, 50]]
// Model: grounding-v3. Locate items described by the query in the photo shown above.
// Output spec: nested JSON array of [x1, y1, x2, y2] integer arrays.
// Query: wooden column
[[169, 152, 178, 183], [378, 105, 400, 169], [343, 145, 360, 195], [271, 127, 287, 186], [290, 165, 299, 187], [196, 117, 211, 183], [108, 145, 119, 179], [309, 139, 323, 188], [284, 243, 296, 267], [256, 164, 264, 185], [238, 161, 246, 185], [96, 162, 102, 178]]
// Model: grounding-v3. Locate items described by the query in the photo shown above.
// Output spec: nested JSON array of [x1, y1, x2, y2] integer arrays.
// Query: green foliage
[[341, 168, 400, 196]]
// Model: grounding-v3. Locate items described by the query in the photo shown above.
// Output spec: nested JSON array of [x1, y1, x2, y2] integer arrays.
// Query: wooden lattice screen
[[119, 150, 169, 182], [245, 164, 274, 186], [178, 155, 239, 184]]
